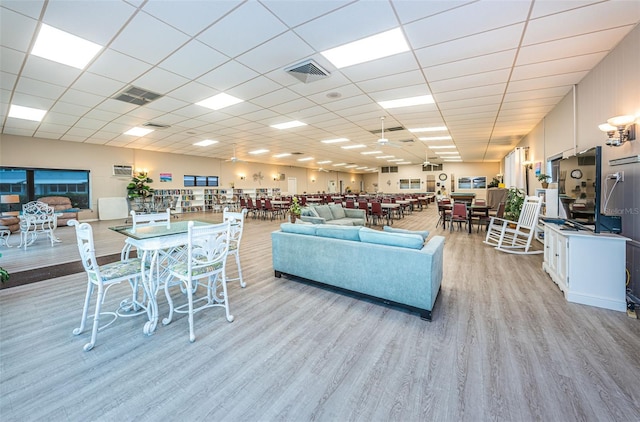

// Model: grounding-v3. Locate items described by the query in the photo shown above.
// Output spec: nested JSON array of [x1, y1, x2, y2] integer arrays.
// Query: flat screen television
[[557, 146, 621, 233]]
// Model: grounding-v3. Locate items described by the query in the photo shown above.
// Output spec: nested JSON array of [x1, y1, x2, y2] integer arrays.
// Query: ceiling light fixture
[[273, 153, 292, 158], [333, 163, 347, 167], [341, 144, 366, 149], [124, 127, 154, 137], [344, 165, 358, 168], [387, 159, 403, 162], [321, 138, 349, 144], [8, 104, 47, 122], [317, 160, 332, 164], [376, 155, 394, 159], [249, 149, 269, 155], [598, 115, 636, 147], [419, 136, 452, 141], [361, 151, 382, 155], [31, 24, 102, 69], [297, 157, 313, 161], [271, 120, 306, 130], [320, 28, 409, 69], [408, 126, 447, 133], [378, 95, 434, 109], [196, 93, 244, 110], [193, 139, 217, 146], [428, 145, 456, 149]]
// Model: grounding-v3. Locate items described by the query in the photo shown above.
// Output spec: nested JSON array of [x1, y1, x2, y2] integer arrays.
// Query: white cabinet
[[535, 188, 558, 242], [542, 222, 629, 312]]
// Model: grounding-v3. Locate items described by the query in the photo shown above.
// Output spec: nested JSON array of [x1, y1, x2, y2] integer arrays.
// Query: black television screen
[[558, 146, 621, 233]]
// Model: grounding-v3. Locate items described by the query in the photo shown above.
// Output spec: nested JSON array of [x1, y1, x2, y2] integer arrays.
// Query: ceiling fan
[[374, 116, 400, 148], [226, 144, 246, 163]]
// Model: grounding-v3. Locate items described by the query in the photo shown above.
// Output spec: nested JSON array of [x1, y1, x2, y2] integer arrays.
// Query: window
[[457, 176, 486, 189], [399, 178, 421, 190], [422, 163, 443, 171], [0, 167, 90, 209], [380, 166, 398, 173], [184, 174, 219, 187]]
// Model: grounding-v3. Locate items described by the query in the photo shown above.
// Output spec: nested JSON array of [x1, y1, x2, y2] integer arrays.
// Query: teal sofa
[[299, 204, 366, 226], [271, 223, 445, 320]]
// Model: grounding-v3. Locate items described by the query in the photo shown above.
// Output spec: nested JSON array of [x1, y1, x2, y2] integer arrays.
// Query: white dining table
[[110, 220, 212, 335]]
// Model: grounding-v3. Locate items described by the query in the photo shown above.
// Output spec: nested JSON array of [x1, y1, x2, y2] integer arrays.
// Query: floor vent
[[286, 60, 330, 83], [112, 86, 162, 106]]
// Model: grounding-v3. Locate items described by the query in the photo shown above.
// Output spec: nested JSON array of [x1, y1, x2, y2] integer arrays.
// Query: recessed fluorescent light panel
[[341, 144, 366, 150], [376, 155, 394, 159], [356, 166, 367, 169], [317, 160, 332, 164], [193, 139, 217, 146], [428, 145, 456, 149], [344, 165, 358, 168], [420, 136, 452, 141], [387, 159, 404, 162], [378, 95, 434, 109], [273, 153, 291, 158], [196, 93, 243, 110], [31, 24, 102, 69], [8, 104, 47, 121], [271, 121, 306, 130], [332, 163, 347, 167], [321, 138, 349, 144], [408, 126, 447, 133], [361, 151, 382, 155], [436, 151, 459, 155], [249, 149, 269, 155], [124, 127, 154, 136], [397, 161, 411, 164], [444, 158, 463, 162], [297, 157, 313, 161], [321, 28, 409, 68]]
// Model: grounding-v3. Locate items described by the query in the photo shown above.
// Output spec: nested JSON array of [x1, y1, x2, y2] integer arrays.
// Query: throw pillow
[[315, 224, 361, 241], [314, 205, 333, 221], [358, 227, 424, 250], [383, 226, 429, 240], [329, 204, 346, 220]]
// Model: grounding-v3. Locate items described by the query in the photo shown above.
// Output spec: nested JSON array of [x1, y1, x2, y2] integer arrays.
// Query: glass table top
[[109, 220, 211, 240]]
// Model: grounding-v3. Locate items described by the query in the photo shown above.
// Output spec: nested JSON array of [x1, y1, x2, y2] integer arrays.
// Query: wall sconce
[[523, 161, 534, 170], [599, 115, 636, 147], [311, 178, 316, 183], [239, 175, 246, 180]]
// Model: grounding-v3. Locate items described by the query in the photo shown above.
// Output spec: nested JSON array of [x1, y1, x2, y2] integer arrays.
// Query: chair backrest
[[22, 201, 54, 216], [358, 201, 368, 211], [68, 220, 101, 283], [494, 201, 506, 218], [474, 199, 486, 206], [516, 196, 543, 230], [186, 221, 231, 278], [130, 208, 170, 233], [345, 200, 355, 209], [371, 201, 382, 215], [223, 207, 247, 251], [452, 202, 467, 218]]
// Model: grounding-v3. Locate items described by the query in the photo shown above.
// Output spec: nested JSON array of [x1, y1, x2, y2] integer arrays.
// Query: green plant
[[0, 253, 8, 283], [289, 196, 301, 216], [488, 177, 501, 188], [126, 171, 154, 199], [505, 187, 525, 221], [537, 173, 551, 182]]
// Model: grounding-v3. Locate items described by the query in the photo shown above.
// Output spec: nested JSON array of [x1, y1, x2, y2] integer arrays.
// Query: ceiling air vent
[[112, 85, 162, 106], [291, 152, 304, 155], [286, 60, 330, 84], [398, 139, 415, 143], [143, 122, 170, 129], [370, 126, 405, 134]]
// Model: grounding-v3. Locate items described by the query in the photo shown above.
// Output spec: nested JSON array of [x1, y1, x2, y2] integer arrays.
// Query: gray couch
[[271, 223, 445, 320], [300, 204, 366, 226]]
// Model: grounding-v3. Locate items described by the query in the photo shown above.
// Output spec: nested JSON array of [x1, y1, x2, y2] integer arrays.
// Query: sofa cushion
[[358, 227, 424, 250], [313, 205, 333, 221], [301, 207, 319, 217], [328, 204, 346, 220], [383, 226, 430, 241], [315, 224, 361, 241], [280, 222, 317, 235]]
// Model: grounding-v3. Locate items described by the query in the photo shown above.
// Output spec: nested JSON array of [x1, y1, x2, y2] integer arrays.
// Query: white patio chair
[[483, 196, 543, 254], [68, 220, 147, 351], [121, 208, 171, 261], [19, 201, 59, 249], [162, 221, 233, 342], [223, 207, 248, 288]]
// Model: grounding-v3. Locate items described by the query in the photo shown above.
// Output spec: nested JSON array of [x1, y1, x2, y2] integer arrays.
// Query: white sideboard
[[542, 222, 629, 312]]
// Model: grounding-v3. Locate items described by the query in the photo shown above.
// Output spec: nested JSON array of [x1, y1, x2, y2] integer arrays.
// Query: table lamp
[[1, 195, 20, 216]]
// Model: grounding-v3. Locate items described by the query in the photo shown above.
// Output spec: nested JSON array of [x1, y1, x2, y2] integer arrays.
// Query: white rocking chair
[[483, 195, 543, 255], [223, 207, 248, 288]]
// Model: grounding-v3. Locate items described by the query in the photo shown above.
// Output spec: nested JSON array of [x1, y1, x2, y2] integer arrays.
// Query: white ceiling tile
[[133, 67, 190, 95], [164, 82, 215, 104], [429, 69, 511, 94], [236, 31, 316, 74], [393, 0, 472, 24], [425, 50, 517, 82], [87, 49, 151, 84], [21, 55, 82, 87], [507, 72, 588, 93], [158, 40, 229, 80], [74, 117, 108, 131], [15, 77, 66, 100], [260, 0, 349, 27], [227, 77, 282, 103], [512, 52, 607, 81], [1, 1, 45, 19], [339, 52, 420, 84], [142, 0, 242, 36], [10, 91, 55, 110], [73, 72, 125, 98], [0, 46, 26, 75], [109, 12, 190, 65], [0, 6, 38, 52], [57, 89, 104, 109], [197, 1, 288, 58], [197, 60, 260, 91]]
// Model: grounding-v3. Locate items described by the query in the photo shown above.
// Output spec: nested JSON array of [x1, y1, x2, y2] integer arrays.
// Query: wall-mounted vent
[[112, 164, 133, 177], [112, 86, 162, 106], [143, 122, 170, 129], [370, 126, 405, 134], [286, 60, 330, 84]]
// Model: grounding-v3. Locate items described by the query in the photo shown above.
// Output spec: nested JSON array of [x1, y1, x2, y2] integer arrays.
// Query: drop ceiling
[[1, 0, 638, 171]]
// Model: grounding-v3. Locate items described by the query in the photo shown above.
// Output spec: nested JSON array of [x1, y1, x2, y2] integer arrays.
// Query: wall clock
[[570, 169, 583, 179], [439, 173, 447, 181]]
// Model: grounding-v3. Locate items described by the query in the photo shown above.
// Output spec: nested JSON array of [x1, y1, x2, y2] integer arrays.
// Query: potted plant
[[127, 171, 154, 201], [537, 173, 551, 189], [505, 187, 525, 221], [289, 196, 301, 223]]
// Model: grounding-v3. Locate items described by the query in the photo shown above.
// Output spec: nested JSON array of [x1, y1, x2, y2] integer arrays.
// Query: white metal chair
[[483, 196, 543, 254], [69, 220, 148, 351], [19, 201, 59, 249], [223, 207, 248, 288], [163, 221, 233, 342], [121, 208, 171, 261]]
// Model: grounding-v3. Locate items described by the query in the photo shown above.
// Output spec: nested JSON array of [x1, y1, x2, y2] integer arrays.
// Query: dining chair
[[69, 220, 147, 351], [163, 221, 233, 343], [19, 201, 58, 250], [130, 208, 171, 234], [436, 199, 451, 229], [475, 201, 503, 232], [223, 207, 248, 288], [449, 202, 468, 232]]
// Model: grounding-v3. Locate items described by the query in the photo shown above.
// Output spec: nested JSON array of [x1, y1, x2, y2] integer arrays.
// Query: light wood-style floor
[[1, 207, 639, 421]]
